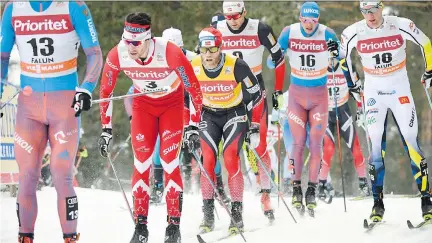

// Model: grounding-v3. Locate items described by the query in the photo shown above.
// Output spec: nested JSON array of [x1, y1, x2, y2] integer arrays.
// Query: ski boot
[[359, 177, 371, 197], [18, 233, 33, 243], [130, 216, 149, 243], [216, 176, 231, 208], [164, 221, 181, 243], [150, 182, 164, 204], [318, 180, 334, 204], [260, 189, 275, 223], [421, 196, 432, 220], [199, 199, 215, 233], [228, 202, 244, 235], [64, 233, 80, 243], [305, 183, 317, 217], [370, 198, 385, 222], [292, 181, 305, 216]]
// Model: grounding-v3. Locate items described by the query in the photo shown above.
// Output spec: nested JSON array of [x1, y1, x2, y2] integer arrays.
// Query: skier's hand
[[71, 87, 92, 117], [246, 123, 260, 149], [349, 79, 363, 103], [184, 125, 200, 152], [272, 90, 284, 110], [422, 70, 432, 89], [326, 39, 339, 57], [98, 128, 112, 158], [356, 107, 365, 128]]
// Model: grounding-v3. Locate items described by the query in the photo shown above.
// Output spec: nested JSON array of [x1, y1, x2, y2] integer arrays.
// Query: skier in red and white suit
[[98, 13, 202, 243]]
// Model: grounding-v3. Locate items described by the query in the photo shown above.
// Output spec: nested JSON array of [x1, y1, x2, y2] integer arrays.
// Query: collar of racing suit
[[226, 18, 249, 34], [300, 23, 320, 38], [203, 53, 226, 78], [30, 0, 53, 12]]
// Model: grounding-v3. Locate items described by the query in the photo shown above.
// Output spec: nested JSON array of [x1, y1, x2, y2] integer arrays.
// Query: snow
[[1, 187, 430, 243]]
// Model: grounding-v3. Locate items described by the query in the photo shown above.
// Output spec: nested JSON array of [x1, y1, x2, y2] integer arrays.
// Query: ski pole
[[245, 143, 298, 224], [0, 81, 33, 109], [330, 57, 347, 212], [107, 153, 135, 223], [191, 150, 247, 242], [277, 122, 281, 208], [422, 82, 432, 110], [91, 86, 172, 104]]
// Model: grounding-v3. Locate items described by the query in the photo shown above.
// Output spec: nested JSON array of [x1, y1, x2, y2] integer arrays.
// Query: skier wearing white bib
[[340, 0, 432, 223]]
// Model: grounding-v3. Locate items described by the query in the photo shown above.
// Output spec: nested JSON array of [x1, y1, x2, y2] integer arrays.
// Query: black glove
[[422, 70, 432, 89], [98, 128, 112, 158], [272, 90, 283, 110], [326, 39, 339, 57], [71, 87, 92, 117], [184, 125, 200, 152]]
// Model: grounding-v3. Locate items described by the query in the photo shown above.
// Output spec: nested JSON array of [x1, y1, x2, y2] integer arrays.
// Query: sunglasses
[[300, 17, 319, 24], [360, 6, 380, 14], [199, 46, 220, 54], [224, 11, 243, 20], [124, 40, 144, 46]]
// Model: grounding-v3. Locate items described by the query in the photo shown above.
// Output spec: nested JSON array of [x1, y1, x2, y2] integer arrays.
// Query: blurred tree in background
[[74, 1, 432, 195]]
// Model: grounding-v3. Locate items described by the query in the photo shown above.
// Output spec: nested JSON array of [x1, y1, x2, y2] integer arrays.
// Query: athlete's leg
[[15, 93, 48, 238], [254, 93, 272, 193], [222, 109, 248, 202], [364, 92, 388, 200], [222, 108, 248, 230], [390, 92, 429, 197], [287, 85, 308, 183], [131, 106, 158, 223], [199, 110, 223, 200], [319, 112, 336, 181], [47, 91, 81, 237], [198, 109, 223, 232], [159, 102, 184, 225]]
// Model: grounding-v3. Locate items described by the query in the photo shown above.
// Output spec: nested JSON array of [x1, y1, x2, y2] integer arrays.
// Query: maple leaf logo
[[166, 186, 182, 217], [133, 184, 150, 216]]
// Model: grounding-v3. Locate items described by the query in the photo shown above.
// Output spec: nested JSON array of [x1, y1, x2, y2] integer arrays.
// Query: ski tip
[[406, 220, 414, 229], [363, 219, 369, 229], [197, 235, 206, 243]]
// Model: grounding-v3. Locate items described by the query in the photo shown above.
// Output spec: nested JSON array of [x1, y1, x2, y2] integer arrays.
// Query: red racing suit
[[99, 38, 202, 224]]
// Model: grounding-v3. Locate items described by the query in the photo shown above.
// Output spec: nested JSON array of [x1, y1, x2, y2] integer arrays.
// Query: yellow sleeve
[[398, 17, 432, 71]]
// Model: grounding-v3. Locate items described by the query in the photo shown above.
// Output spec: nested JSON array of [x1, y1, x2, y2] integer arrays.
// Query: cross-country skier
[[1, 1, 102, 242], [215, 0, 285, 221], [98, 13, 203, 243], [276, 1, 346, 215], [193, 27, 262, 234], [319, 58, 370, 199], [124, 27, 198, 203], [340, 0, 432, 223]]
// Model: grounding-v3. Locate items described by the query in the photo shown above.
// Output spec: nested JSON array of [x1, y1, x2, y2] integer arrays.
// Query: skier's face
[[200, 46, 221, 69], [361, 5, 383, 28], [299, 17, 319, 34], [224, 10, 246, 30], [125, 39, 150, 60]]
